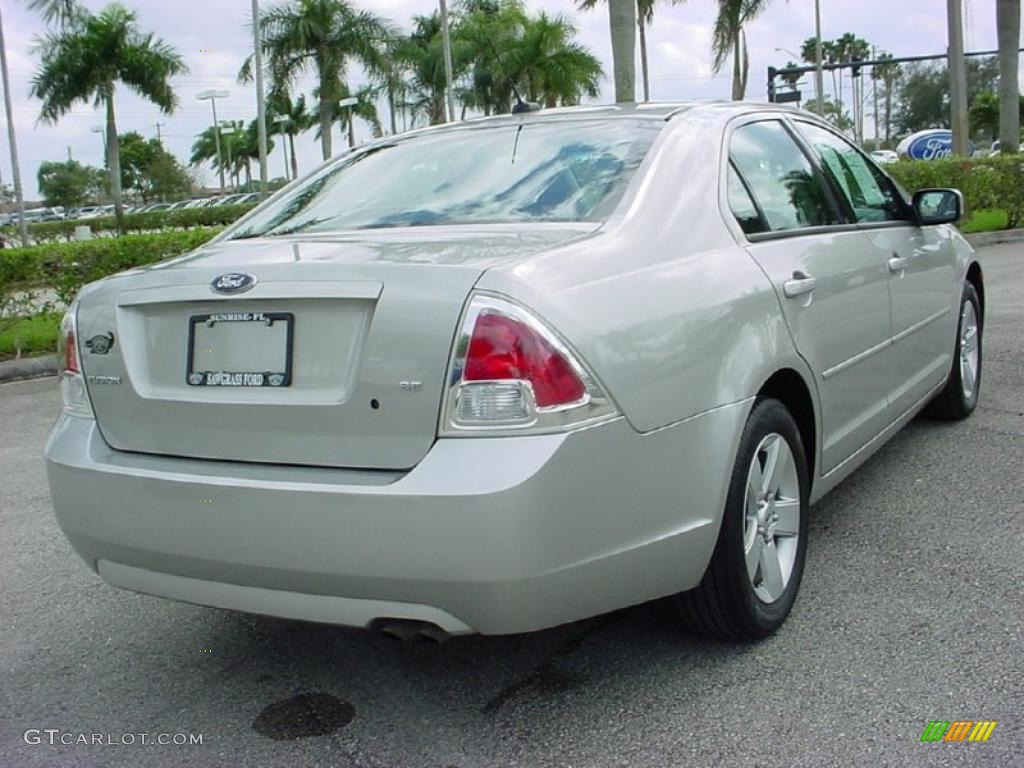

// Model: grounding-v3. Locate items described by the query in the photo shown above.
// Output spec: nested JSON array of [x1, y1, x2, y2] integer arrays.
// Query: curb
[[0, 354, 58, 383], [965, 228, 1024, 248]]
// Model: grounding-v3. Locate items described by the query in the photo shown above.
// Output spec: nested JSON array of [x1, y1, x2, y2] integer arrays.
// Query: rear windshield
[[230, 119, 662, 237]]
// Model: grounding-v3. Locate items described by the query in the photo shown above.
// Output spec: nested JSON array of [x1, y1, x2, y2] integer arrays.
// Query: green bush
[[0, 312, 61, 361], [1, 227, 222, 307], [888, 154, 1024, 229], [0, 203, 254, 243]]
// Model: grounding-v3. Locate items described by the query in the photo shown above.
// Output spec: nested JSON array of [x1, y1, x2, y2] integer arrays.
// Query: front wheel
[[925, 282, 982, 421], [675, 398, 809, 640]]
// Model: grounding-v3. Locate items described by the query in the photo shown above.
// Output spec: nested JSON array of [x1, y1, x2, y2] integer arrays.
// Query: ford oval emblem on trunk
[[211, 272, 257, 294]]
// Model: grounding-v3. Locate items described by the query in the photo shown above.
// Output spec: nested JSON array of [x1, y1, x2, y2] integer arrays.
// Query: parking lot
[[1, 242, 1021, 767]]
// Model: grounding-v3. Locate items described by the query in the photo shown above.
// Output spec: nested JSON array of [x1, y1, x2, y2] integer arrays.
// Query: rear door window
[[729, 120, 842, 233], [727, 163, 767, 235], [795, 122, 909, 224]]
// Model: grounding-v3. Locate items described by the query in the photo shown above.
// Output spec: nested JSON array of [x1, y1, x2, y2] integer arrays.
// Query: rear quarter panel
[[478, 110, 816, 436]]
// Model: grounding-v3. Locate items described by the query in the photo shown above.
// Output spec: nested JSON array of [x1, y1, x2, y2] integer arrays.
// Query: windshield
[[230, 119, 662, 238]]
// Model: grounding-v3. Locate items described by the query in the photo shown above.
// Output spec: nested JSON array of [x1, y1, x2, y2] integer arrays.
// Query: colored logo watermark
[[920, 720, 997, 742]]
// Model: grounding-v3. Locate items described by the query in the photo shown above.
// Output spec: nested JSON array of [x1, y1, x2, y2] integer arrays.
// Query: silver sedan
[[45, 102, 983, 640]]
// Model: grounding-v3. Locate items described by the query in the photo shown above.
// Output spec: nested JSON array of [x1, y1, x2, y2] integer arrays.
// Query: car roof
[[459, 100, 793, 123], [358, 101, 818, 146]]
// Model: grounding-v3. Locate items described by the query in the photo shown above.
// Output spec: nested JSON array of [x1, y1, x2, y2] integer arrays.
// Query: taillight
[[441, 294, 617, 434], [464, 313, 586, 407], [64, 327, 79, 374], [58, 305, 94, 418]]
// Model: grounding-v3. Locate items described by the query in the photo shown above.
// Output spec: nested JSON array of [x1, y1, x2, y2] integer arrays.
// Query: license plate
[[186, 311, 293, 387]]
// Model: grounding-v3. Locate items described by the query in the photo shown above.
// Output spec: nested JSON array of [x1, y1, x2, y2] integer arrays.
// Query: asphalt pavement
[[1, 243, 1022, 768]]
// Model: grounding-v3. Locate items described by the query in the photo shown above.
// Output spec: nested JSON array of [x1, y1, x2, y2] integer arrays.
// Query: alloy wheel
[[742, 433, 801, 604], [959, 301, 980, 401]]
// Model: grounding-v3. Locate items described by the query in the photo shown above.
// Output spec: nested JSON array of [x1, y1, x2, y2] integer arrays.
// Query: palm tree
[[455, 3, 602, 116], [190, 126, 226, 180], [801, 36, 835, 110], [578, 1, 685, 103], [191, 120, 246, 191], [233, 120, 275, 190], [845, 35, 870, 142], [780, 61, 800, 91], [393, 12, 457, 126], [507, 12, 602, 108], [829, 33, 861, 126], [318, 85, 382, 149], [267, 91, 315, 179], [871, 52, 900, 147], [243, 0, 393, 161], [711, 0, 771, 100], [26, 0, 80, 24], [0, 1, 81, 246], [31, 3, 186, 233], [996, 0, 1020, 153], [456, 1, 527, 118], [607, 0, 636, 102]]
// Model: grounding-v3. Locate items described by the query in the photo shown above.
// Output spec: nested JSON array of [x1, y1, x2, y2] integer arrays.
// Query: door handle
[[783, 272, 817, 298], [888, 256, 909, 273]]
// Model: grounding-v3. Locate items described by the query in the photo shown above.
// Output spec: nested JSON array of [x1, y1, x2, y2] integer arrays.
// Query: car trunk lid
[[75, 225, 590, 469]]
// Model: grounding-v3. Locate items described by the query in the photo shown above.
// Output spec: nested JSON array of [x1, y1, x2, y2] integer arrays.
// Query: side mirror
[[913, 188, 963, 226]]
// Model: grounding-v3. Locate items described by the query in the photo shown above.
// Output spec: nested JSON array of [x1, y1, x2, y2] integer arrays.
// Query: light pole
[[338, 95, 358, 148], [250, 0, 269, 195], [947, 0, 969, 155], [91, 126, 106, 167], [814, 0, 825, 116], [197, 89, 229, 193], [273, 115, 289, 181], [438, 0, 456, 123], [220, 124, 236, 193], [0, 3, 28, 246]]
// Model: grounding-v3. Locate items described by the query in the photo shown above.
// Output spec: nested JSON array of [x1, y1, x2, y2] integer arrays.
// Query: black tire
[[675, 398, 809, 641], [925, 282, 982, 421]]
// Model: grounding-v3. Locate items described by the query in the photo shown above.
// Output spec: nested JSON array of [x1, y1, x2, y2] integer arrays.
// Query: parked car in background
[[137, 202, 173, 213], [206, 193, 248, 207], [21, 206, 64, 222], [47, 103, 983, 642], [869, 150, 898, 165]]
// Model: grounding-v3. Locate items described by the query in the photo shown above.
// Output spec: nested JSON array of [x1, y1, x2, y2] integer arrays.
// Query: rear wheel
[[675, 398, 809, 640], [925, 282, 982, 421]]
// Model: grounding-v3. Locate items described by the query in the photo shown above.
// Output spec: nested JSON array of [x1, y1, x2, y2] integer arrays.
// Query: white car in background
[[869, 150, 899, 165]]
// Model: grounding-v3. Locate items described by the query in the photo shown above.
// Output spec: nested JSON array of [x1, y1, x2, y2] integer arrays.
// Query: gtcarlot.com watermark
[[24, 729, 203, 746]]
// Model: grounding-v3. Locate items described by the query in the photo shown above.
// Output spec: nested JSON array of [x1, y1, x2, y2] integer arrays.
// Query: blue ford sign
[[897, 130, 976, 160]]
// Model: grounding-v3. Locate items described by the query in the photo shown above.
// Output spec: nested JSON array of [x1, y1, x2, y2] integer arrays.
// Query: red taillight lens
[[64, 328, 79, 374], [465, 312, 585, 407]]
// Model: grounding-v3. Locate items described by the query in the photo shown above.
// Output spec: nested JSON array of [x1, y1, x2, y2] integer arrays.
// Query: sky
[[0, 0, 1020, 198]]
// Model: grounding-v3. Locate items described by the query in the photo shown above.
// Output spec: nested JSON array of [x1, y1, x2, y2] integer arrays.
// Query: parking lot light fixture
[[220, 124, 237, 193], [273, 115, 289, 180], [197, 89, 229, 193], [90, 126, 106, 166]]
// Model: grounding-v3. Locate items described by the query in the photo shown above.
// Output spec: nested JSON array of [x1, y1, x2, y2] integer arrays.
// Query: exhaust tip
[[372, 618, 450, 644]]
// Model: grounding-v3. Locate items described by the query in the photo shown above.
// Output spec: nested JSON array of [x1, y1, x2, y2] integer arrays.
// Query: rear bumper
[[44, 403, 749, 634]]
